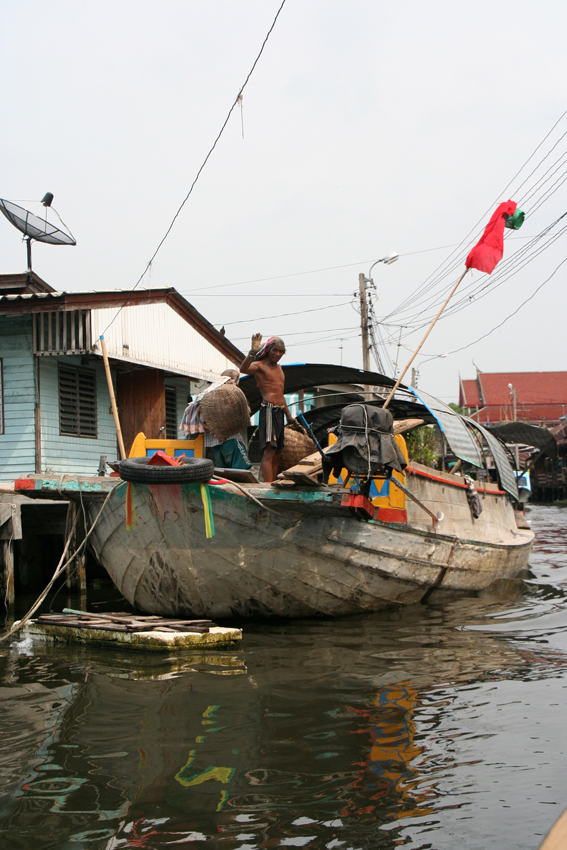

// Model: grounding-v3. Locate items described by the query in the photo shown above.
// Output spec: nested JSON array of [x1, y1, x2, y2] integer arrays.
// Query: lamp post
[[358, 252, 398, 372], [413, 353, 447, 389], [508, 383, 520, 468]]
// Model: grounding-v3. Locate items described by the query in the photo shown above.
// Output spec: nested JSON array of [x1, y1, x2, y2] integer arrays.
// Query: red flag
[[465, 200, 517, 274]]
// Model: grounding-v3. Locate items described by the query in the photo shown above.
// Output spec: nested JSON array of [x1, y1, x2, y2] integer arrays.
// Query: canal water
[[1, 505, 566, 850]]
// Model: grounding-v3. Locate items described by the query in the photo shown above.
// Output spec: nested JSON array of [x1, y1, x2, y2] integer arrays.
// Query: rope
[[0, 484, 119, 643], [211, 477, 278, 513]]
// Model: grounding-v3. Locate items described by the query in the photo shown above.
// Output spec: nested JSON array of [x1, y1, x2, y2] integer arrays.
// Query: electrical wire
[[423, 254, 567, 360], [376, 211, 567, 342], [221, 300, 352, 326], [231, 323, 359, 341], [101, 0, 289, 336], [179, 242, 466, 295], [378, 110, 567, 326], [188, 292, 350, 297]]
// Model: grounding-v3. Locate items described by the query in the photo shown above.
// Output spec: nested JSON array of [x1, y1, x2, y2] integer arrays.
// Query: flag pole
[[382, 268, 470, 409]]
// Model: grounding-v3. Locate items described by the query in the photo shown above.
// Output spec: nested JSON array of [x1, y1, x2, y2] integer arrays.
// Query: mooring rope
[[0, 483, 119, 643]]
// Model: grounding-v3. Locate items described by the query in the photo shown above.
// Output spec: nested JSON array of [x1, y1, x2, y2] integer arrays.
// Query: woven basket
[[199, 383, 250, 442], [280, 425, 315, 470]]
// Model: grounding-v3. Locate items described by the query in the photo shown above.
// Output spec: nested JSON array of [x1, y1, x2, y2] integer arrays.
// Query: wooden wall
[[0, 314, 197, 478], [0, 316, 36, 481], [117, 368, 166, 455]]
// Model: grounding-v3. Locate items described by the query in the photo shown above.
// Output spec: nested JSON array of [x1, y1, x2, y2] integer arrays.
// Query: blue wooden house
[[0, 273, 243, 481]]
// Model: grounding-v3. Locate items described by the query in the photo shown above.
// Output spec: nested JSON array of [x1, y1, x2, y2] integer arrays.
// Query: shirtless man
[[240, 334, 302, 483]]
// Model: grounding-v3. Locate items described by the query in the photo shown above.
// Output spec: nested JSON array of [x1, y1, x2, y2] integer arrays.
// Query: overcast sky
[[2, 1, 566, 401]]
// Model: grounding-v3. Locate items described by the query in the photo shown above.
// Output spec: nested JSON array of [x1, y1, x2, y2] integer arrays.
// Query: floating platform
[[22, 611, 242, 652]]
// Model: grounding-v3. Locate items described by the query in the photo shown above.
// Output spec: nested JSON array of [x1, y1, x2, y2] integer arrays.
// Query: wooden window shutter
[[165, 387, 177, 439], [59, 364, 97, 438]]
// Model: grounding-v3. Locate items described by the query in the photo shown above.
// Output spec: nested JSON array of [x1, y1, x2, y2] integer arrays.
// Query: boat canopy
[[239, 364, 398, 415], [466, 419, 519, 499], [487, 421, 557, 456], [410, 388, 518, 499], [409, 388, 483, 468]]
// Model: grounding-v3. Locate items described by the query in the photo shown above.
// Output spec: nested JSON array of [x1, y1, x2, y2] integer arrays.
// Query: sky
[[2, 0, 566, 402]]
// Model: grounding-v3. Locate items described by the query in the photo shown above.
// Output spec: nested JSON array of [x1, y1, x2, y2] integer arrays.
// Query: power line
[[231, 324, 358, 341], [378, 210, 567, 336], [179, 242, 476, 295], [102, 0, 289, 335], [427, 254, 567, 359], [378, 110, 567, 326], [187, 292, 350, 297], [222, 301, 353, 326]]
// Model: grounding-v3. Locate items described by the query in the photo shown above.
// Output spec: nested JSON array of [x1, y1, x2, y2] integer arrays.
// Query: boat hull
[[88, 476, 533, 620]]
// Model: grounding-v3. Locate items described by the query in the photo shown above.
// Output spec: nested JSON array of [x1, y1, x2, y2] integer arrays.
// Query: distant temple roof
[[459, 371, 567, 425]]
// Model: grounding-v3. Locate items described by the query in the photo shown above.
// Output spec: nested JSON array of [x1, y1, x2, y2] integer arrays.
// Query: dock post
[[64, 502, 87, 602], [2, 539, 15, 617], [64, 503, 77, 591]]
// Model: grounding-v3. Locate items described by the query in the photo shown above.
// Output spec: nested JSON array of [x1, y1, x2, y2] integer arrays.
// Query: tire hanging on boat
[[118, 456, 214, 484]]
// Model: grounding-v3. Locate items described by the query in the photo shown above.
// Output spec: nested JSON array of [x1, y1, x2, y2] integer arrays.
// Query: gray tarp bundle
[[324, 404, 407, 478]]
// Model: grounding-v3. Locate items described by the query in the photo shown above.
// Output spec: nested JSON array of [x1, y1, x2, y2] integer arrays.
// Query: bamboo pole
[[382, 268, 469, 409], [100, 335, 126, 459]]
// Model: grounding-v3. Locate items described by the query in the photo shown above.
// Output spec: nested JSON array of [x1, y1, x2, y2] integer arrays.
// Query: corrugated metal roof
[[91, 302, 237, 382], [410, 388, 483, 467]]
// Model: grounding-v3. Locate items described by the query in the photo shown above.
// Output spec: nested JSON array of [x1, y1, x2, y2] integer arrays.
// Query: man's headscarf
[[255, 337, 285, 361]]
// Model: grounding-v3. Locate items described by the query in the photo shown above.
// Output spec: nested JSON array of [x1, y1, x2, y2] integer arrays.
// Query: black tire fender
[[118, 456, 214, 484]]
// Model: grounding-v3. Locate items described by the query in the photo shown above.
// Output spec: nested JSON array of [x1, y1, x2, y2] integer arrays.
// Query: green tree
[[405, 426, 439, 467]]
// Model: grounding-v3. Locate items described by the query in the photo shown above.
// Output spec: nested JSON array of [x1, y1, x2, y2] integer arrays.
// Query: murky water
[[1, 506, 567, 850]]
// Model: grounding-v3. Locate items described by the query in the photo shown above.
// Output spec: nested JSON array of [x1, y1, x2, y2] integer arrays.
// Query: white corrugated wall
[[90, 302, 237, 381]]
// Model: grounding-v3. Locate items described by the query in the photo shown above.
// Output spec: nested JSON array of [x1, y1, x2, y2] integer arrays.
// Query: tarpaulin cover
[[410, 388, 483, 467], [324, 404, 407, 477], [239, 364, 398, 415], [487, 421, 557, 457]]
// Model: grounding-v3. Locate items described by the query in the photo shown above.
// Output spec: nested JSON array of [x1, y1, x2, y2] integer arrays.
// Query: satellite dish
[[0, 195, 76, 273]]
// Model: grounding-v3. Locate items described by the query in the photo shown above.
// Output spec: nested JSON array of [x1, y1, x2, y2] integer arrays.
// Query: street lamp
[[413, 352, 447, 388], [367, 252, 399, 282], [358, 253, 399, 373]]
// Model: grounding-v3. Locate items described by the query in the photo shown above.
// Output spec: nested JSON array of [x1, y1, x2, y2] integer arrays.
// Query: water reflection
[[0, 506, 566, 849]]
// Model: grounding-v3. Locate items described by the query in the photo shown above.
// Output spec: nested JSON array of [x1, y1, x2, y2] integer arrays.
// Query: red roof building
[[459, 371, 567, 425]]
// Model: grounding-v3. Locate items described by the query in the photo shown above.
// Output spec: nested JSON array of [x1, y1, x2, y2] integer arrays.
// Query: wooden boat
[[14, 367, 533, 620], [85, 454, 533, 620], [80, 370, 535, 620]]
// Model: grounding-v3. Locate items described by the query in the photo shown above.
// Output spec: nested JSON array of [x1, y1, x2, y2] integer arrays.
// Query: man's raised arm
[[240, 332, 263, 374]]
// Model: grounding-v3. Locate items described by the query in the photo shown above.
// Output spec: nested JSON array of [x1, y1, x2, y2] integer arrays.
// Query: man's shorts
[[259, 404, 285, 451], [209, 438, 252, 470]]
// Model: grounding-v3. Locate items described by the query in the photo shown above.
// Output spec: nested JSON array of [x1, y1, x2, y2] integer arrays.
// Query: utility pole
[[358, 272, 370, 372]]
